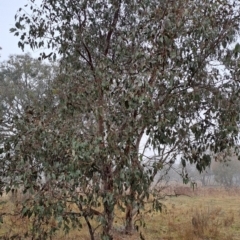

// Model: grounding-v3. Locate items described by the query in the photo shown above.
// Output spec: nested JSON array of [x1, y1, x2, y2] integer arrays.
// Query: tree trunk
[[102, 164, 114, 240], [125, 187, 136, 234], [102, 202, 114, 240], [124, 148, 143, 234], [125, 203, 133, 234], [84, 216, 95, 240]]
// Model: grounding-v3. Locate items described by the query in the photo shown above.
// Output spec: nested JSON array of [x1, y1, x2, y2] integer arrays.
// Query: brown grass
[[1, 187, 240, 239]]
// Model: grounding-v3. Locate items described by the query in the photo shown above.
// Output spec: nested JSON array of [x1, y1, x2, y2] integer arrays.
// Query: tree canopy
[[1, 0, 240, 239]]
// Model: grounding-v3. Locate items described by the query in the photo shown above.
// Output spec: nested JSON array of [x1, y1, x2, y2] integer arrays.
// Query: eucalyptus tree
[[0, 54, 57, 203], [0, 53, 55, 143], [2, 0, 240, 239]]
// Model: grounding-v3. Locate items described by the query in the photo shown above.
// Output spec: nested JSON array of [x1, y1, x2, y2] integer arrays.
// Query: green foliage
[[2, 0, 240, 239]]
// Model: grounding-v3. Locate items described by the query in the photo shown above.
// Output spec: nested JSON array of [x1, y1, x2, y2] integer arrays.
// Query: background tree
[[0, 53, 56, 140], [212, 153, 240, 187], [176, 161, 213, 187], [0, 54, 56, 195], [1, 0, 240, 239]]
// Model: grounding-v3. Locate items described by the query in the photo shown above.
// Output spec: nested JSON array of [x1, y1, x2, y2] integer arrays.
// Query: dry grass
[[141, 187, 240, 240], [1, 187, 240, 239]]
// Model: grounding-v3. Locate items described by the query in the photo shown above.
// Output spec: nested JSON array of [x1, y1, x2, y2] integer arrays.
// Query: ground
[[1, 186, 240, 239]]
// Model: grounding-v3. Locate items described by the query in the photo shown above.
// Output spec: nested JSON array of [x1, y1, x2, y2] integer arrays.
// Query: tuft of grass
[[191, 206, 223, 239]]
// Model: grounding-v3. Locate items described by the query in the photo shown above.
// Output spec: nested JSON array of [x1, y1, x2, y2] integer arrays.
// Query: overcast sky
[[0, 0, 36, 60]]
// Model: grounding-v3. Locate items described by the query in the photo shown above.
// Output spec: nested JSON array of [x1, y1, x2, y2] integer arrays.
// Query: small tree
[[2, 0, 240, 239]]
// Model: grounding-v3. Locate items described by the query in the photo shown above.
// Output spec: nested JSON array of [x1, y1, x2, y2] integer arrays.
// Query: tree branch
[[104, 1, 121, 56]]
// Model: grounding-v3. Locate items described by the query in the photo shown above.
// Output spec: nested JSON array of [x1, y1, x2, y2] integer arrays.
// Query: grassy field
[[142, 188, 240, 240], [1, 187, 240, 239]]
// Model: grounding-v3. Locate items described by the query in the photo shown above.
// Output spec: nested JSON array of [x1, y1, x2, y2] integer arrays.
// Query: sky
[[0, 0, 36, 60]]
